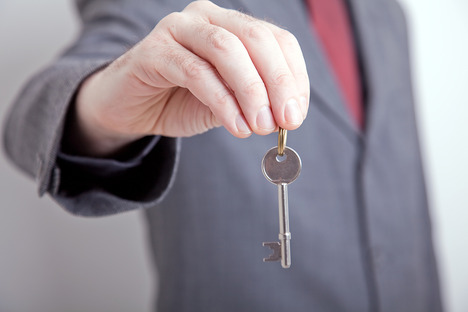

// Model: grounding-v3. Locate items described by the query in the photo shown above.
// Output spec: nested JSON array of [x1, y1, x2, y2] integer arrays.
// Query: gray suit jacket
[[3, 0, 443, 311]]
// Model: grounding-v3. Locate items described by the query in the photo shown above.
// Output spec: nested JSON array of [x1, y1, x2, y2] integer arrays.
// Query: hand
[[70, 0, 310, 157]]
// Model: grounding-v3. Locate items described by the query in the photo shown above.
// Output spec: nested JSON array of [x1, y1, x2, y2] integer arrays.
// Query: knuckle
[[212, 89, 233, 109], [241, 21, 272, 41], [227, 9, 256, 22], [185, 0, 213, 12], [276, 29, 299, 48], [161, 46, 185, 68], [144, 32, 170, 53], [271, 70, 294, 86], [201, 25, 239, 53], [181, 58, 211, 82], [242, 80, 265, 97], [184, 1, 201, 11], [159, 12, 185, 29]]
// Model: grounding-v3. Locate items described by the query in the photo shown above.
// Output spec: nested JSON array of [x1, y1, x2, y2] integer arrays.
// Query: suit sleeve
[[2, 0, 182, 216]]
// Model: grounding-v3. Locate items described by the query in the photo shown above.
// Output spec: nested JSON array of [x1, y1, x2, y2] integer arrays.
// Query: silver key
[[261, 144, 302, 268]]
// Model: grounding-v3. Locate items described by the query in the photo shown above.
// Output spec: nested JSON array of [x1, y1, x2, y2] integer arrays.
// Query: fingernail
[[236, 114, 252, 134], [256, 106, 276, 130], [285, 98, 302, 125]]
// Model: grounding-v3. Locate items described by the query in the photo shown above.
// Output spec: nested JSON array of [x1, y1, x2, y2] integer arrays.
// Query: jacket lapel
[[347, 0, 413, 140]]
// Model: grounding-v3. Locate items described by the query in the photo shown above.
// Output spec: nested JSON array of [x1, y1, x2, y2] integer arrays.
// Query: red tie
[[307, 0, 363, 128]]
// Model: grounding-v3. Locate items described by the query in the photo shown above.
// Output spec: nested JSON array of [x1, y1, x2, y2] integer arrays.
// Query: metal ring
[[277, 128, 288, 156]]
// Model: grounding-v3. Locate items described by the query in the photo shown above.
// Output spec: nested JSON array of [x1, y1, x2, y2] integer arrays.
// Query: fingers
[[191, 3, 308, 130], [168, 13, 275, 135], [148, 1, 310, 137], [146, 35, 252, 138]]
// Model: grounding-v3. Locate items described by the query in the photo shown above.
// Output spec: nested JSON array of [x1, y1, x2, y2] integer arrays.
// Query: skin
[[67, 1, 310, 157]]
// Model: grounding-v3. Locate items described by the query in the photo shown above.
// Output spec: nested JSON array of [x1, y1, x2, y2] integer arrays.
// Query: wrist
[[65, 70, 143, 158]]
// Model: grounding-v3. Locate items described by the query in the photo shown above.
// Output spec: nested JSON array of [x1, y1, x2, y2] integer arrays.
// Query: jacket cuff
[[54, 136, 180, 216], [32, 58, 113, 196], [57, 135, 160, 177]]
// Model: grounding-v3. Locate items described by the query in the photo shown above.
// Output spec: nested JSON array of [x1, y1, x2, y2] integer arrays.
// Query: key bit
[[263, 242, 281, 262]]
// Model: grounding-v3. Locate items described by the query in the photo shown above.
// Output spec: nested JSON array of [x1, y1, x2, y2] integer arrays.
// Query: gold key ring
[[278, 128, 288, 156]]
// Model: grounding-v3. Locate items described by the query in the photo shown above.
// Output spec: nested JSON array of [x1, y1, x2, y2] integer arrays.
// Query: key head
[[262, 146, 302, 185]]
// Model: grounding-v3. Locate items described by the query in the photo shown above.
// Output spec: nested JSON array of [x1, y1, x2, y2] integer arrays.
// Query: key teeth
[[263, 242, 281, 262]]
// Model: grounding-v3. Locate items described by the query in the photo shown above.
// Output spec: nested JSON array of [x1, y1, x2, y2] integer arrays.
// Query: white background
[[0, 1, 467, 311]]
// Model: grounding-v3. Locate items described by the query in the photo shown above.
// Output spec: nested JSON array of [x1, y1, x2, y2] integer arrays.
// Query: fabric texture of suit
[[3, 0, 443, 311]]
